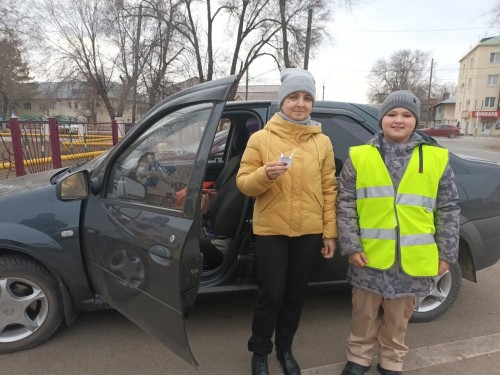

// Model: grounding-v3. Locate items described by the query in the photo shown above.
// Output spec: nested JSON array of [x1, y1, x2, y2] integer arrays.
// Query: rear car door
[[81, 76, 238, 366]]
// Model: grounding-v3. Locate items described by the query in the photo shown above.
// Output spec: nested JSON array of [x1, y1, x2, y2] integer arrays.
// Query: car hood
[[0, 169, 64, 197], [454, 153, 500, 165]]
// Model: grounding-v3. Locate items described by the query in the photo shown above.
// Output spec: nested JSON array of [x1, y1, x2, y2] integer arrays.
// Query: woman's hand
[[265, 161, 288, 180], [321, 238, 336, 259]]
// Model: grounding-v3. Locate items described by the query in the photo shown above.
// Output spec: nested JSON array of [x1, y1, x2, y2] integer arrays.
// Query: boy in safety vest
[[337, 90, 460, 375]]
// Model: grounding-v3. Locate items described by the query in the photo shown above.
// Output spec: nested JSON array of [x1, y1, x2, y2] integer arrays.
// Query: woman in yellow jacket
[[236, 68, 337, 375]]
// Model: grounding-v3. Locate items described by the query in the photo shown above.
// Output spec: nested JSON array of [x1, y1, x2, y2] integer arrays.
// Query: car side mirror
[[56, 170, 91, 201]]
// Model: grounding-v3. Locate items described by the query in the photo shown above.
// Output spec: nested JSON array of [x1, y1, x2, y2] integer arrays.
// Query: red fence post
[[112, 119, 118, 145], [10, 117, 26, 176], [49, 118, 62, 169]]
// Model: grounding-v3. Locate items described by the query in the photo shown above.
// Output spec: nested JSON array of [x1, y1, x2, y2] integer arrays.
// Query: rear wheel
[[0, 255, 64, 353], [411, 262, 461, 322]]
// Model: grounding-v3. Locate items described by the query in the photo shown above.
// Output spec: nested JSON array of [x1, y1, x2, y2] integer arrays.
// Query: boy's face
[[381, 107, 417, 143], [281, 91, 313, 121]]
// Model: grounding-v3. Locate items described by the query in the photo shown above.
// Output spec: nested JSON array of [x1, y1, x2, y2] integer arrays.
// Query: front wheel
[[0, 255, 64, 354], [410, 261, 462, 323]]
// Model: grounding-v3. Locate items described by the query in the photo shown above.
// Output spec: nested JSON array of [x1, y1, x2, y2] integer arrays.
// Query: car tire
[[410, 261, 462, 323], [0, 255, 64, 354], [448, 132, 457, 139]]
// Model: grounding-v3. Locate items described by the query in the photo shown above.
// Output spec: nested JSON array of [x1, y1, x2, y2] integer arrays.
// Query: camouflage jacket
[[337, 131, 460, 298]]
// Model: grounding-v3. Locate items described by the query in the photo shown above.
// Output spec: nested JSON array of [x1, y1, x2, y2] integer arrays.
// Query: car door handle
[[149, 245, 172, 266]]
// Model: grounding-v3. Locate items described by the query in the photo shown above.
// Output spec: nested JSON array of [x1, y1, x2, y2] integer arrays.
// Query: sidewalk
[[294, 332, 500, 375]]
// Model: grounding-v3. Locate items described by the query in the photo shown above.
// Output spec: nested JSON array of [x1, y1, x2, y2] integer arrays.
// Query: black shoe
[[341, 361, 370, 375], [251, 353, 269, 375], [377, 364, 402, 375], [276, 348, 300, 375]]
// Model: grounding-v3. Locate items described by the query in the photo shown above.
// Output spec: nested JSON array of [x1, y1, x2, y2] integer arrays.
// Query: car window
[[312, 114, 373, 175], [208, 115, 261, 162], [107, 103, 213, 211], [209, 118, 232, 161]]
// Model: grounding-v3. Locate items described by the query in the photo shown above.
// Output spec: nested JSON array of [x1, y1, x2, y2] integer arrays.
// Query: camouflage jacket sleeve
[[337, 156, 364, 255], [434, 163, 461, 263]]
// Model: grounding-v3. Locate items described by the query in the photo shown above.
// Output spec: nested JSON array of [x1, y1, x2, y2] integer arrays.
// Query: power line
[[332, 27, 499, 33]]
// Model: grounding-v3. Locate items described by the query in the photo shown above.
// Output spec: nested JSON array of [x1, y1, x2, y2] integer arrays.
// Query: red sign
[[472, 110, 500, 118]]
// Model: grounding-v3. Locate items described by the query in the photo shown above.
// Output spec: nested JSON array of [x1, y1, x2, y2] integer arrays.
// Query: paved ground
[[302, 333, 500, 374]]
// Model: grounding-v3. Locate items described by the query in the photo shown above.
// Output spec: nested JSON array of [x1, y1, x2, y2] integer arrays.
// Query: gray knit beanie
[[378, 90, 420, 127], [278, 68, 316, 108]]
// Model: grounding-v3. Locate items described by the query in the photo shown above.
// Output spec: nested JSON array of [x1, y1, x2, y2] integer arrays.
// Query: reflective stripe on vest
[[350, 144, 448, 277]]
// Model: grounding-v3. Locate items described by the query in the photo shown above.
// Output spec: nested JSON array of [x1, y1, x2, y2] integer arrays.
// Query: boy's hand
[[438, 260, 451, 275], [348, 252, 368, 268]]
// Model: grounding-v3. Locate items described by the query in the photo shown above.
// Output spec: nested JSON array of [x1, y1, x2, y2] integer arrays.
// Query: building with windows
[[433, 95, 457, 125], [455, 36, 500, 136], [14, 82, 148, 123]]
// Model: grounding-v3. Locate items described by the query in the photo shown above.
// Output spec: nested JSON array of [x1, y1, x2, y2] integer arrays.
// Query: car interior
[[199, 112, 260, 271]]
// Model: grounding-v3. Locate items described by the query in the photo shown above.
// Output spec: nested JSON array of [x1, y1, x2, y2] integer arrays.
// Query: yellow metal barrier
[[0, 150, 107, 171]]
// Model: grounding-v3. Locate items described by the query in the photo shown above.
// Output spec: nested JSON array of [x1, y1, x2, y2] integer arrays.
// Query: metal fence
[[0, 118, 133, 179]]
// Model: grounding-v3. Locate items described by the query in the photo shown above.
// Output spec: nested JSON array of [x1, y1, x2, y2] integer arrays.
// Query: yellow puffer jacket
[[236, 113, 338, 238]]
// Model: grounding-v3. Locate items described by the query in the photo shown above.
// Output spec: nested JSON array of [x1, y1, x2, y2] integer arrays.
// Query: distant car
[[420, 124, 462, 138], [0, 75, 499, 366], [59, 124, 79, 134]]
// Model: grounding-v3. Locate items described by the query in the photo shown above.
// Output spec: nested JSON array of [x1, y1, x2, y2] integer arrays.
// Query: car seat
[[200, 126, 250, 268]]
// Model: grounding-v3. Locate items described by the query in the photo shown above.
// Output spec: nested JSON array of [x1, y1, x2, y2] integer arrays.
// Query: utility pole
[[426, 58, 433, 126], [303, 8, 313, 70], [131, 3, 143, 124]]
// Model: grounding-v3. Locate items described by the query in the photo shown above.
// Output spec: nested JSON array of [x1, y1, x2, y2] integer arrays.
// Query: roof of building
[[479, 36, 500, 45], [459, 35, 500, 61], [33, 82, 124, 100], [235, 84, 280, 101], [437, 95, 456, 105]]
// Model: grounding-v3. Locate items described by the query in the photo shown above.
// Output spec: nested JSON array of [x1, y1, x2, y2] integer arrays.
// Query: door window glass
[[107, 103, 213, 211], [312, 113, 373, 175]]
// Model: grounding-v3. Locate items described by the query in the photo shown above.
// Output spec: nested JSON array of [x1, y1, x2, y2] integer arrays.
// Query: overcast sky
[[249, 0, 500, 104]]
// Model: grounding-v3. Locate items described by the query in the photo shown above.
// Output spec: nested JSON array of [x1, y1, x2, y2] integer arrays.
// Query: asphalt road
[[2, 261, 499, 375], [438, 135, 500, 163], [2, 134, 499, 375]]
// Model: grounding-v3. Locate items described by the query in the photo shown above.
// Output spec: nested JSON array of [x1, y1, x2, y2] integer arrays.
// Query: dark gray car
[[1, 75, 499, 366]]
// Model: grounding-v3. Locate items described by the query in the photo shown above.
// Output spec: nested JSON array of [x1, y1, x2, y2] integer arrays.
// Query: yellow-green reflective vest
[[350, 144, 449, 277]]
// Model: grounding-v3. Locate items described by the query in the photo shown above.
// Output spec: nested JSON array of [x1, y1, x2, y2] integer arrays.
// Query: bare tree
[[173, 0, 356, 99], [33, 0, 160, 121], [138, 0, 186, 107], [273, 0, 358, 69], [0, 38, 36, 117], [33, 0, 121, 120], [490, 0, 500, 25], [434, 81, 457, 101], [367, 49, 432, 104]]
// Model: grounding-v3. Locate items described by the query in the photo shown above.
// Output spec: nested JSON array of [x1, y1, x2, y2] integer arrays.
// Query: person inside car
[[337, 90, 460, 375], [236, 68, 337, 375]]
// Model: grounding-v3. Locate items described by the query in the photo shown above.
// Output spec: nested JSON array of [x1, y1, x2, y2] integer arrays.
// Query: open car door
[[81, 75, 239, 366]]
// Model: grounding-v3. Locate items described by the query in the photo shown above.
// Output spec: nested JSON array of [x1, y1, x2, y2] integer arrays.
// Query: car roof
[[224, 100, 379, 132]]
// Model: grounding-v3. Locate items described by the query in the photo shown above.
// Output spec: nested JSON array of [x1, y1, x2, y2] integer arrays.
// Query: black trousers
[[248, 234, 322, 355]]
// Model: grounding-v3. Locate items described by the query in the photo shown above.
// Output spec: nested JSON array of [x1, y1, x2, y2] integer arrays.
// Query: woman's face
[[281, 92, 313, 121], [381, 107, 417, 143]]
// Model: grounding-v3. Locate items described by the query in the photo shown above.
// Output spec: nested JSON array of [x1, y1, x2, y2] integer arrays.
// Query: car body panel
[[0, 175, 97, 308]]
